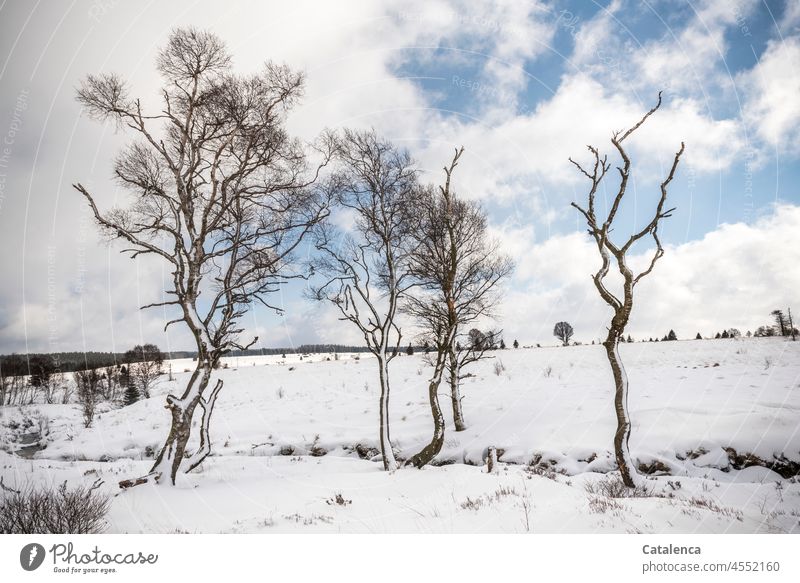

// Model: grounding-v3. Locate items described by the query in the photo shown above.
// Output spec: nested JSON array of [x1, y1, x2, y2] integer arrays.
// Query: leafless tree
[[446, 328, 502, 430], [309, 129, 420, 471], [404, 148, 512, 466], [73, 28, 332, 486], [74, 369, 101, 428], [100, 366, 119, 402], [569, 92, 684, 488], [46, 372, 67, 404], [553, 321, 574, 346], [60, 376, 73, 405], [124, 344, 164, 399], [0, 371, 24, 406]]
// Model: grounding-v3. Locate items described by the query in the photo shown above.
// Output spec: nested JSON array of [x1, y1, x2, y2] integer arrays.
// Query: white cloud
[[739, 36, 800, 153], [494, 203, 800, 345], [631, 0, 757, 93], [780, 0, 800, 34], [408, 73, 741, 213]]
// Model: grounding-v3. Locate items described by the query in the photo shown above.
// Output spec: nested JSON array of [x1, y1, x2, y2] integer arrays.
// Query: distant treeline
[[0, 345, 376, 377], [0, 351, 167, 377], [229, 344, 372, 356]]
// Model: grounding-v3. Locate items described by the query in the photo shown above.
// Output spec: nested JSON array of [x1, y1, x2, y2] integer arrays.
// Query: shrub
[[74, 369, 101, 427], [493, 360, 506, 376], [583, 474, 652, 498], [0, 478, 110, 534]]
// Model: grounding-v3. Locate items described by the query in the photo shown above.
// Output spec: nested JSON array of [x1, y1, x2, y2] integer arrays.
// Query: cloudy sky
[[0, 0, 798, 354]]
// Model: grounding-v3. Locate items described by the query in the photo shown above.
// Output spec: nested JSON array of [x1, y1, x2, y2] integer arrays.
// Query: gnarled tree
[[404, 148, 512, 466], [569, 92, 684, 487], [310, 129, 419, 471], [74, 28, 331, 486]]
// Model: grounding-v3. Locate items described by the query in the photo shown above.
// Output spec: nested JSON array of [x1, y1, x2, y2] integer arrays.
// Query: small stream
[[15, 432, 44, 459]]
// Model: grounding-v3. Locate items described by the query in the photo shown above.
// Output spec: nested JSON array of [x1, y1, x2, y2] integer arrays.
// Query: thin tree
[[74, 28, 331, 486], [553, 321, 574, 346], [310, 129, 419, 471], [570, 92, 684, 487], [788, 307, 797, 341], [404, 148, 511, 467], [447, 327, 502, 430]]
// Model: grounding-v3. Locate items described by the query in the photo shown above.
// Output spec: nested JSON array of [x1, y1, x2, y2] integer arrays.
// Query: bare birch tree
[[570, 92, 684, 487], [446, 328, 502, 431], [310, 129, 419, 471], [405, 148, 512, 466], [73, 28, 331, 486]]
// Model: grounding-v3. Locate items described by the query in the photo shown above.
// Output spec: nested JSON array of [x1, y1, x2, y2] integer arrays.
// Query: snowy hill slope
[[1, 338, 798, 533]]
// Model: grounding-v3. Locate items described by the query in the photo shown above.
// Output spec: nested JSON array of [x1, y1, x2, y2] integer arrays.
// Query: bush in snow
[[0, 478, 109, 534], [73, 369, 101, 427], [493, 360, 506, 376], [584, 475, 652, 499]]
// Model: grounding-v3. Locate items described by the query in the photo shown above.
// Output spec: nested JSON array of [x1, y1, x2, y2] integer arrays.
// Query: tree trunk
[[376, 355, 397, 471], [486, 446, 498, 473], [448, 349, 467, 431], [121, 360, 213, 487], [407, 353, 447, 468], [184, 378, 223, 473], [603, 331, 638, 487]]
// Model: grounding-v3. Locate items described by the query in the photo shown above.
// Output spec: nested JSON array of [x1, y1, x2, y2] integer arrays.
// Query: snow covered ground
[[1, 338, 799, 533]]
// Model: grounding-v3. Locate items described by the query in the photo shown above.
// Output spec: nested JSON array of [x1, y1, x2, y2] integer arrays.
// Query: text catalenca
[[642, 545, 701, 555]]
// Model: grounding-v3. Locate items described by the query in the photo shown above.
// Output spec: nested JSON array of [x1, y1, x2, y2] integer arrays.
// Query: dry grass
[[583, 474, 653, 498]]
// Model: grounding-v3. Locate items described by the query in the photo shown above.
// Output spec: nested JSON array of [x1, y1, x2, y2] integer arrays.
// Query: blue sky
[[391, 0, 797, 243], [0, 0, 798, 352]]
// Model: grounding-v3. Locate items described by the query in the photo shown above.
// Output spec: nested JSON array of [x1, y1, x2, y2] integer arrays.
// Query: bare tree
[[74, 369, 102, 428], [124, 344, 164, 399], [570, 92, 684, 488], [553, 321, 574, 346], [0, 357, 26, 405], [74, 28, 331, 486], [310, 129, 420, 471], [405, 148, 511, 465], [447, 328, 503, 431]]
